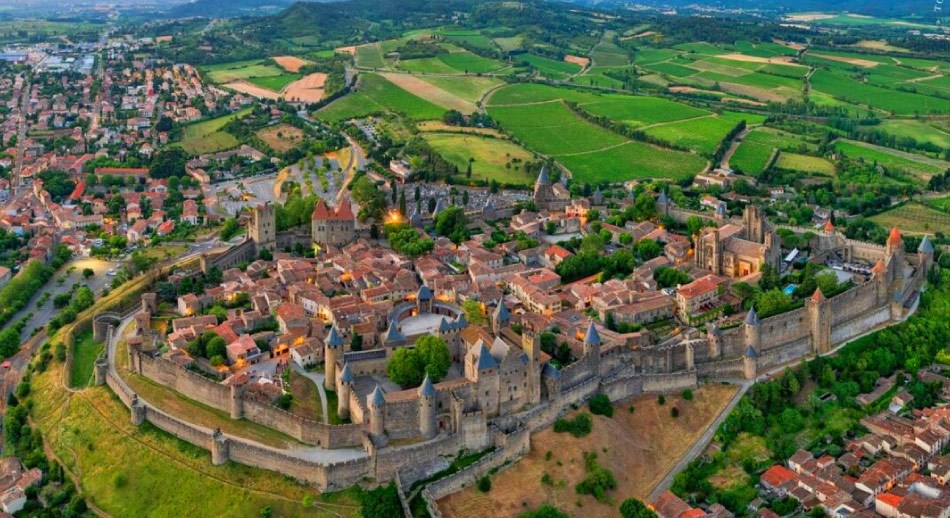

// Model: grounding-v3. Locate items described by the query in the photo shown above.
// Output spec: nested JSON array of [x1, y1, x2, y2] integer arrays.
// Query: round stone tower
[[368, 385, 386, 438], [418, 374, 437, 440], [324, 325, 344, 390], [337, 363, 353, 420]]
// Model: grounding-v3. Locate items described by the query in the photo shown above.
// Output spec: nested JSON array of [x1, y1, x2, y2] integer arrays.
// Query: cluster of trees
[[350, 175, 387, 222], [386, 335, 450, 387], [434, 206, 469, 244], [575, 451, 618, 503], [48, 286, 94, 333], [654, 266, 692, 288], [386, 224, 434, 258], [186, 331, 229, 367], [0, 260, 55, 330], [539, 331, 572, 367], [555, 239, 661, 283], [38, 169, 76, 201], [149, 148, 189, 178], [442, 110, 496, 129]]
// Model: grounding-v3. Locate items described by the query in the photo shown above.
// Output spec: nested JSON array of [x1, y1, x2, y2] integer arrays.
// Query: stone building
[[249, 202, 276, 253], [532, 166, 570, 211], [311, 199, 356, 247], [694, 204, 781, 278]]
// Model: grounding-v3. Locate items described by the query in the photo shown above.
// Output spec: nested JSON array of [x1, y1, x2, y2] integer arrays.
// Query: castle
[[694, 205, 782, 277], [102, 193, 933, 500], [311, 199, 356, 247]]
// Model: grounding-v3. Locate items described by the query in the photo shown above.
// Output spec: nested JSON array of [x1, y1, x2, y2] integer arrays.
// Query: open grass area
[[577, 94, 710, 128], [257, 123, 306, 153], [727, 128, 809, 174], [775, 152, 836, 175], [810, 69, 948, 115], [423, 133, 537, 185], [140, 244, 190, 262], [835, 140, 947, 178], [70, 331, 104, 389], [417, 75, 504, 103], [519, 54, 582, 80], [202, 60, 285, 84], [487, 87, 708, 183], [287, 369, 323, 421], [399, 48, 506, 75], [177, 107, 252, 155], [876, 120, 950, 151], [246, 73, 301, 92], [438, 384, 739, 517], [871, 202, 950, 235], [643, 111, 765, 156], [355, 43, 385, 68], [316, 73, 445, 122], [32, 345, 359, 517]]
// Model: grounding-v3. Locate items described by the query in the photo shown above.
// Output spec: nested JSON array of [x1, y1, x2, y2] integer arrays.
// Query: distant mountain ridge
[[167, 0, 302, 18], [570, 0, 941, 18]]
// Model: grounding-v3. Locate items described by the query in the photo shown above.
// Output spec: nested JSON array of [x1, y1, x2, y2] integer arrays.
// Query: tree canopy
[[386, 334, 451, 387]]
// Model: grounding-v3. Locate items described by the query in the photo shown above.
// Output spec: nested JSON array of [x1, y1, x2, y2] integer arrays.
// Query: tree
[[220, 218, 241, 241], [636, 239, 662, 261], [434, 206, 468, 244], [149, 148, 188, 178], [82, 268, 95, 279], [633, 192, 657, 221], [386, 335, 450, 386], [620, 498, 658, 518], [462, 299, 486, 325]]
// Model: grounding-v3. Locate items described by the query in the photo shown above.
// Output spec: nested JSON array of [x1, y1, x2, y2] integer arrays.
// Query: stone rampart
[[759, 307, 809, 349], [419, 426, 531, 518], [375, 433, 462, 483], [139, 354, 231, 410], [830, 281, 878, 325]]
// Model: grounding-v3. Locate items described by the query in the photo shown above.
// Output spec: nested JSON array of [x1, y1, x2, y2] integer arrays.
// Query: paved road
[[14, 257, 122, 341], [291, 363, 329, 424], [106, 313, 366, 462]]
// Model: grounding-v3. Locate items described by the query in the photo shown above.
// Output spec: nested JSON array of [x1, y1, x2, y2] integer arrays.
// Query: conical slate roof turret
[[369, 385, 385, 407], [325, 326, 344, 348], [492, 300, 510, 322], [340, 363, 353, 383], [584, 321, 601, 346], [536, 165, 550, 185], [919, 235, 934, 254], [418, 374, 436, 398], [476, 340, 498, 371]]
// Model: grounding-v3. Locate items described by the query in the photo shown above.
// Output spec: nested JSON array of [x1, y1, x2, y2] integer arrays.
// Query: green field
[[202, 60, 285, 84], [487, 95, 706, 183], [418, 75, 504, 103], [487, 83, 602, 106], [578, 95, 710, 128], [316, 73, 445, 122], [519, 54, 582, 79], [728, 128, 808, 174], [399, 48, 506, 75], [834, 140, 946, 177], [355, 43, 385, 68], [643, 111, 765, 156], [810, 70, 948, 115], [70, 332, 104, 389], [876, 120, 950, 150], [246, 73, 301, 92], [438, 28, 495, 49], [871, 202, 950, 234], [591, 39, 631, 67], [177, 107, 252, 155], [32, 350, 357, 517], [423, 133, 537, 185], [775, 152, 836, 175], [493, 36, 524, 52]]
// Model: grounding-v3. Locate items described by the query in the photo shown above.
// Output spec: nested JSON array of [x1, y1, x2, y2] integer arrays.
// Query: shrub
[[541, 472, 554, 486], [588, 394, 614, 417], [682, 389, 693, 400], [671, 407, 679, 418], [553, 413, 593, 438], [112, 471, 128, 489], [575, 452, 617, 503], [658, 395, 666, 405], [628, 405, 635, 413], [477, 475, 492, 492]]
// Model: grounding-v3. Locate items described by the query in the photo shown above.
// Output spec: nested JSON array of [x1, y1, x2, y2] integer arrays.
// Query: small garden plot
[[775, 152, 836, 175]]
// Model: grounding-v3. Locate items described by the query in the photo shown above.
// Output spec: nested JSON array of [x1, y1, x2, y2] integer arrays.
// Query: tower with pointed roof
[[706, 322, 722, 359], [311, 199, 356, 248], [583, 320, 601, 377], [532, 165, 570, 211], [806, 288, 832, 354], [418, 375, 437, 439], [465, 340, 500, 415], [492, 300, 510, 335], [368, 385, 386, 438], [324, 325, 343, 390], [337, 363, 353, 420], [884, 226, 905, 285], [743, 307, 761, 355]]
